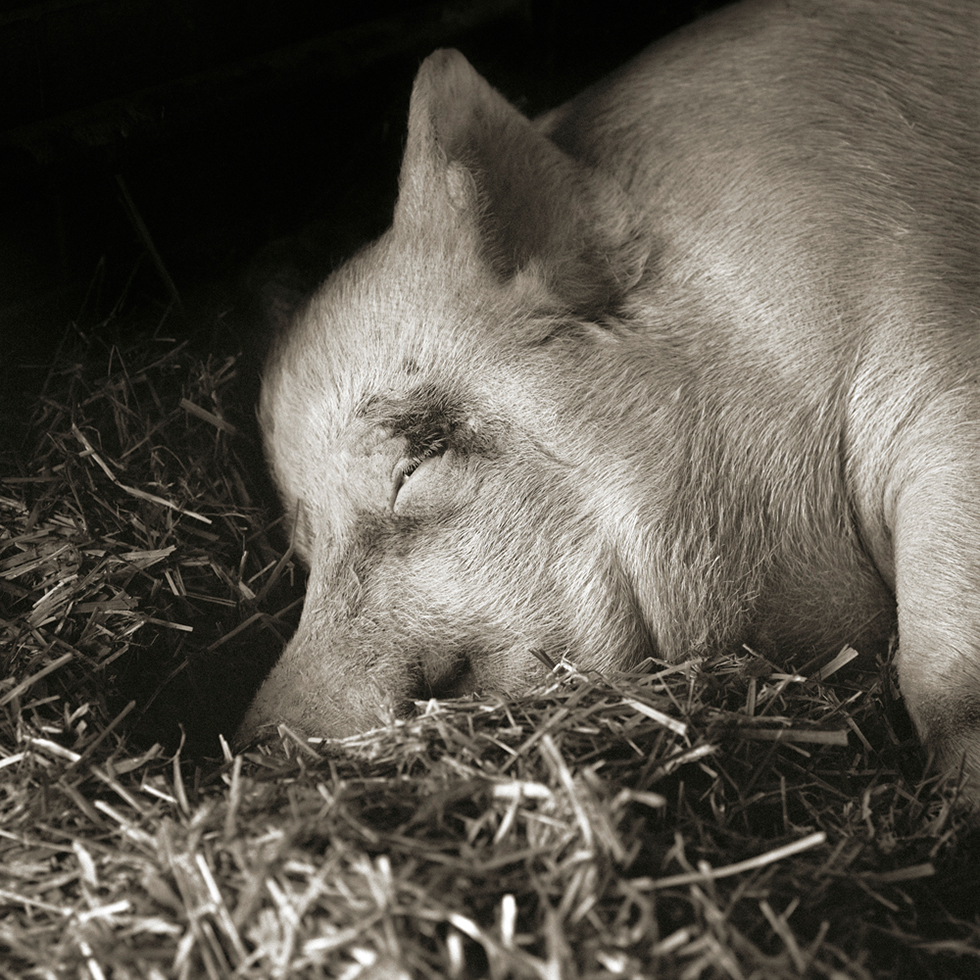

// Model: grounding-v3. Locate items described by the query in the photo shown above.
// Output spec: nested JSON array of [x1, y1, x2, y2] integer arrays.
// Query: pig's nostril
[[411, 652, 478, 703]]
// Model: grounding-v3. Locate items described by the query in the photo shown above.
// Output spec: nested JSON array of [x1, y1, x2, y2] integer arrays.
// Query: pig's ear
[[394, 49, 643, 313]]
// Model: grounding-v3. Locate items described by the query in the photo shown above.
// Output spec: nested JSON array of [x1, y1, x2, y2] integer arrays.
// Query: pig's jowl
[[239, 0, 980, 804]]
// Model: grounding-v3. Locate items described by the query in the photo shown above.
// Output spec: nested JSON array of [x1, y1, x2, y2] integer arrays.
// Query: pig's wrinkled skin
[[239, 0, 980, 802]]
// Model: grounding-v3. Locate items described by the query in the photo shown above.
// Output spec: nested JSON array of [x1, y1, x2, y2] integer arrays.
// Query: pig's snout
[[235, 640, 398, 747], [234, 623, 485, 747]]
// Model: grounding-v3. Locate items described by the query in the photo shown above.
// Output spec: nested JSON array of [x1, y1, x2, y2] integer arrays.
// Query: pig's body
[[240, 0, 980, 802]]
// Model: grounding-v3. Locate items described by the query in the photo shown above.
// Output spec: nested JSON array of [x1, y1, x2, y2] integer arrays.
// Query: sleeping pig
[[238, 0, 980, 803]]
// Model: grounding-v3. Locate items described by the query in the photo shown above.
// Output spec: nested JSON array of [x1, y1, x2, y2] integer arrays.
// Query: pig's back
[[539, 0, 978, 362]]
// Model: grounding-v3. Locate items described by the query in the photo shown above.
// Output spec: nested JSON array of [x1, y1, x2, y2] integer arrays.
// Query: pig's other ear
[[394, 49, 644, 313]]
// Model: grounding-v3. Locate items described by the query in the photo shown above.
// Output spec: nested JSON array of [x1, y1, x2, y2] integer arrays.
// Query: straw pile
[[2, 309, 978, 979]]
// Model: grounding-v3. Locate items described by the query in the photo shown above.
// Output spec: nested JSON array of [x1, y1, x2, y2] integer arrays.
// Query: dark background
[[0, 0, 734, 358]]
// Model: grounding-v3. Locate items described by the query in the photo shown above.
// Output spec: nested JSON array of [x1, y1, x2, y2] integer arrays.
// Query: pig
[[238, 0, 980, 803]]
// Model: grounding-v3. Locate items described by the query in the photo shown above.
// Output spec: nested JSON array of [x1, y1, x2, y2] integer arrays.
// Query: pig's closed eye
[[388, 448, 445, 511]]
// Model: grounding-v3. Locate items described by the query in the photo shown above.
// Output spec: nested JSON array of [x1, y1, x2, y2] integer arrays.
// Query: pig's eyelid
[[387, 445, 445, 511], [387, 456, 422, 511], [387, 467, 406, 511]]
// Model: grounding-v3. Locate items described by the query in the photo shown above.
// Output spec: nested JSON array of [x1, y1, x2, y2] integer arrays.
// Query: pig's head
[[237, 50, 673, 744]]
